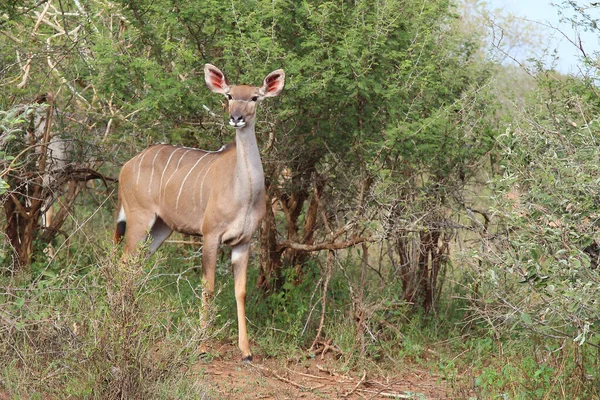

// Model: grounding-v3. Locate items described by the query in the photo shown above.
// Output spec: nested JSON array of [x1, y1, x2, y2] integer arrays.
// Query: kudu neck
[[233, 120, 264, 186], [234, 120, 256, 141], [234, 120, 260, 154]]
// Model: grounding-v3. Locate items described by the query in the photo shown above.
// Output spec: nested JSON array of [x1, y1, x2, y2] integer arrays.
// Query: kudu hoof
[[242, 355, 253, 363]]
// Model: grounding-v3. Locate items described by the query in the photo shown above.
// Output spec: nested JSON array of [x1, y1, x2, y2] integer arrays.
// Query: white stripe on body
[[135, 149, 151, 186], [175, 152, 212, 210], [191, 154, 218, 208], [148, 147, 166, 194], [198, 157, 219, 210], [162, 149, 191, 204], [158, 147, 183, 201]]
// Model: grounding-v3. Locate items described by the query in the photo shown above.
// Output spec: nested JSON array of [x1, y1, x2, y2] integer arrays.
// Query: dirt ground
[[196, 343, 450, 399]]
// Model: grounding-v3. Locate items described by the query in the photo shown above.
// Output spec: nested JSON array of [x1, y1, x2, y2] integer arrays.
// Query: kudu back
[[115, 64, 285, 361]]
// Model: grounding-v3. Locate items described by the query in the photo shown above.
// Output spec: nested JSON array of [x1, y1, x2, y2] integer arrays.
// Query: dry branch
[[69, 168, 116, 186], [357, 388, 413, 398], [283, 367, 338, 382], [277, 236, 374, 252], [343, 370, 367, 398], [249, 363, 325, 391], [164, 240, 203, 246]]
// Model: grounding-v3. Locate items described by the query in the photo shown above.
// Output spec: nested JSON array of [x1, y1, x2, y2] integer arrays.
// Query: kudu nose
[[229, 114, 246, 128]]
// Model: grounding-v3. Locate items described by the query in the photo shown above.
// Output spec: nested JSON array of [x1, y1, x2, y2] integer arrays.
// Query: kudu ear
[[204, 64, 230, 94], [260, 69, 285, 98]]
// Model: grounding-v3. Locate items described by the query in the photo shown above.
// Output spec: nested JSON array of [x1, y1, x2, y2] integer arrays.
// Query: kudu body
[[114, 64, 285, 361]]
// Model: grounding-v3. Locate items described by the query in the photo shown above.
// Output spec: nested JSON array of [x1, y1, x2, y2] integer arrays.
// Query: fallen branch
[[283, 366, 340, 382], [249, 363, 325, 391], [343, 370, 366, 398], [357, 388, 413, 399]]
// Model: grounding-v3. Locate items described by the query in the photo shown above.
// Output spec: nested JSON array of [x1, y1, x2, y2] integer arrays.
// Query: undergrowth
[[0, 243, 211, 399], [1, 239, 599, 399]]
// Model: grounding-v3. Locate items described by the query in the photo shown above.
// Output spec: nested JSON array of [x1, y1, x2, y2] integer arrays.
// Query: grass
[[1, 234, 600, 399]]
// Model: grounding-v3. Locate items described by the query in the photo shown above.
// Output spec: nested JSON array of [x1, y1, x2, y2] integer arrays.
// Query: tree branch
[[277, 236, 374, 252]]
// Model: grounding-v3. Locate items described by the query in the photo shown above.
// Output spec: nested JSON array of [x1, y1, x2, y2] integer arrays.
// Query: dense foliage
[[1, 0, 599, 398], [472, 70, 600, 355]]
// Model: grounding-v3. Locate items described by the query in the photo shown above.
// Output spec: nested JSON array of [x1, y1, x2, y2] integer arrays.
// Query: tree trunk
[[4, 194, 41, 271], [257, 195, 283, 292], [397, 228, 447, 313], [421, 230, 440, 313]]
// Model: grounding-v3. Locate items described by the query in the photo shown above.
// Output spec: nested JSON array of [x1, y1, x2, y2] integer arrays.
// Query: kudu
[[114, 64, 285, 361]]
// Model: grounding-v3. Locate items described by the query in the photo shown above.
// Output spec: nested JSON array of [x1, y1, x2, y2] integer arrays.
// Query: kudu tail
[[114, 204, 126, 244]]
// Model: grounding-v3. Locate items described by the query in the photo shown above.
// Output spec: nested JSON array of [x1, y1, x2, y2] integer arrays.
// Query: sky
[[485, 0, 600, 74]]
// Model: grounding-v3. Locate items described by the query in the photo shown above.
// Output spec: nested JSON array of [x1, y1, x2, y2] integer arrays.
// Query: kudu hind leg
[[147, 216, 173, 254], [122, 212, 156, 255], [200, 235, 219, 301], [121, 212, 173, 257], [232, 242, 252, 361], [198, 235, 219, 354]]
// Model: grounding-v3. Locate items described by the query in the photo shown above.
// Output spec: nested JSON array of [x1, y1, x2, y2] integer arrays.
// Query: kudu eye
[[251, 96, 258, 102], [227, 94, 233, 100]]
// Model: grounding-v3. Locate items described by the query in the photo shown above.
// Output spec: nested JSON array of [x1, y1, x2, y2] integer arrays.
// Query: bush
[[464, 71, 600, 397], [0, 244, 210, 398]]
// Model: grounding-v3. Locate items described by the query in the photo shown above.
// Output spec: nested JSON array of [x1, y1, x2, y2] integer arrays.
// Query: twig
[[301, 275, 323, 336], [16, 58, 31, 89], [103, 118, 113, 141], [15, 0, 52, 89], [32, 0, 52, 35], [343, 370, 366, 398]]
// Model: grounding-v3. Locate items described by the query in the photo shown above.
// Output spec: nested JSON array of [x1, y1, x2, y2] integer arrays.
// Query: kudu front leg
[[232, 242, 252, 361]]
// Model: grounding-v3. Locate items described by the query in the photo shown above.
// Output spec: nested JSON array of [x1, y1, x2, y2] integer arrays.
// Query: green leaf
[[520, 312, 532, 325], [0, 178, 8, 195], [15, 297, 25, 308], [42, 270, 57, 278]]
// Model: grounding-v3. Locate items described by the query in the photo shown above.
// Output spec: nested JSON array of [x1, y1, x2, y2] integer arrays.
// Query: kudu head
[[204, 64, 285, 129]]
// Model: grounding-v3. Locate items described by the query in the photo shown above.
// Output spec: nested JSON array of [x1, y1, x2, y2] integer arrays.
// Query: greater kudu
[[114, 64, 284, 361]]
